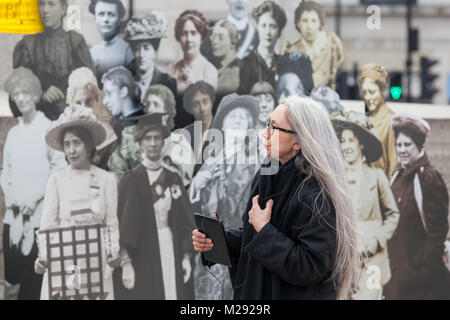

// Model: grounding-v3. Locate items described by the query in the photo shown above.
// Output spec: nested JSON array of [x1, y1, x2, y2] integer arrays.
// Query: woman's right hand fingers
[[192, 229, 214, 252]]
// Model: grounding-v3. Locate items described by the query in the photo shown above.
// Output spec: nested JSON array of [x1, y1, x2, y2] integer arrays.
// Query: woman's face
[[261, 104, 297, 164], [298, 10, 321, 43], [396, 132, 421, 167], [340, 129, 363, 165], [143, 94, 170, 126], [10, 87, 38, 116], [257, 12, 279, 49], [190, 91, 213, 124], [39, 0, 66, 30], [63, 131, 91, 170], [277, 73, 305, 102], [73, 87, 98, 110], [134, 41, 156, 72], [179, 19, 202, 59], [255, 93, 275, 123], [362, 78, 384, 113], [227, 0, 249, 20], [222, 107, 250, 131], [102, 80, 123, 117], [211, 26, 233, 59], [140, 129, 164, 162], [95, 1, 120, 39]]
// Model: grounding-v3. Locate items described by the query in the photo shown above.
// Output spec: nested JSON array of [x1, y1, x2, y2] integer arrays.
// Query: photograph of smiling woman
[[167, 10, 218, 95], [360, 63, 397, 179]]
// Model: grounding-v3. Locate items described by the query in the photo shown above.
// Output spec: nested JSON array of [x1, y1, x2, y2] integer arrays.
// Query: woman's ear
[[293, 142, 301, 151], [120, 86, 129, 99]]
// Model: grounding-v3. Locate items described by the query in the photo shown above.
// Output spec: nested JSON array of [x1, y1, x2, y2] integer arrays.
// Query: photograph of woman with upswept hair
[[281, 0, 344, 89], [167, 10, 218, 96], [210, 19, 242, 97], [238, 0, 286, 95], [1, 68, 67, 300], [12, 0, 94, 120], [89, 0, 134, 82]]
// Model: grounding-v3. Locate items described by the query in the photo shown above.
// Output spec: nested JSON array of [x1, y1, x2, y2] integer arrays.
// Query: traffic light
[[389, 72, 403, 101], [420, 56, 439, 100]]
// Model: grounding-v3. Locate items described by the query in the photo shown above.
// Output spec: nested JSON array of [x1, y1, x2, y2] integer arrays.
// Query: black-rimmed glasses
[[265, 119, 296, 135]]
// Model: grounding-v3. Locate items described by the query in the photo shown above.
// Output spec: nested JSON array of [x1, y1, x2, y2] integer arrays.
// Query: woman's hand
[[189, 170, 213, 202], [42, 85, 64, 104], [34, 258, 47, 275], [192, 229, 214, 253], [248, 195, 273, 232], [107, 254, 121, 268], [193, 170, 213, 190], [182, 253, 192, 284], [122, 262, 135, 290]]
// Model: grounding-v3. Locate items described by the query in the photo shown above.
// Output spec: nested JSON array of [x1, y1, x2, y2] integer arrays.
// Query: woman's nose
[[261, 126, 269, 139]]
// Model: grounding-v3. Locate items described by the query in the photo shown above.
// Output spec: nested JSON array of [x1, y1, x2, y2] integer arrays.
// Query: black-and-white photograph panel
[[113, 112, 195, 300], [281, 0, 344, 89], [210, 19, 241, 97], [0, 0, 449, 303], [310, 85, 344, 115], [238, 0, 286, 95], [13, 0, 94, 120], [167, 10, 218, 95], [66, 67, 118, 170], [1, 67, 67, 300], [190, 93, 260, 300], [89, 0, 134, 82], [360, 63, 397, 180], [331, 110, 400, 300], [384, 114, 450, 300], [37, 104, 120, 300], [277, 51, 314, 101]]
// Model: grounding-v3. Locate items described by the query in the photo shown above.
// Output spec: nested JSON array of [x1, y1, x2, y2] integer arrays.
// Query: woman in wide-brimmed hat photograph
[[123, 11, 177, 102], [34, 105, 120, 300], [383, 114, 450, 300], [189, 93, 260, 300], [331, 111, 399, 300], [66, 67, 118, 171]]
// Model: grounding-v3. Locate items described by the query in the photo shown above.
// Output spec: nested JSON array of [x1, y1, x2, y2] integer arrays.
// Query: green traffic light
[[390, 86, 402, 100]]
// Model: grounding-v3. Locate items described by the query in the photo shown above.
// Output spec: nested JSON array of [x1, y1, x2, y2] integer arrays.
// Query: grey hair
[[282, 95, 360, 300]]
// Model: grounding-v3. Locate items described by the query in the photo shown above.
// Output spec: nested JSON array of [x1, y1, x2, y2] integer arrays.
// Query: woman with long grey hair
[[193, 95, 359, 299]]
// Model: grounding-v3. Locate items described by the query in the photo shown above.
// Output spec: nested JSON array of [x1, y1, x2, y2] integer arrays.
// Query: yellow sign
[[0, 0, 43, 34]]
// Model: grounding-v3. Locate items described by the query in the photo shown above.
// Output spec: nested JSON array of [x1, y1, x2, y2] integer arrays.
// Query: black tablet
[[194, 213, 232, 267]]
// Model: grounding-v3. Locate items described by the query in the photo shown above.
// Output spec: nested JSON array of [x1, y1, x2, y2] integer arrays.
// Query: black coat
[[113, 165, 196, 299], [384, 153, 450, 299], [238, 50, 279, 95], [225, 156, 338, 300]]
